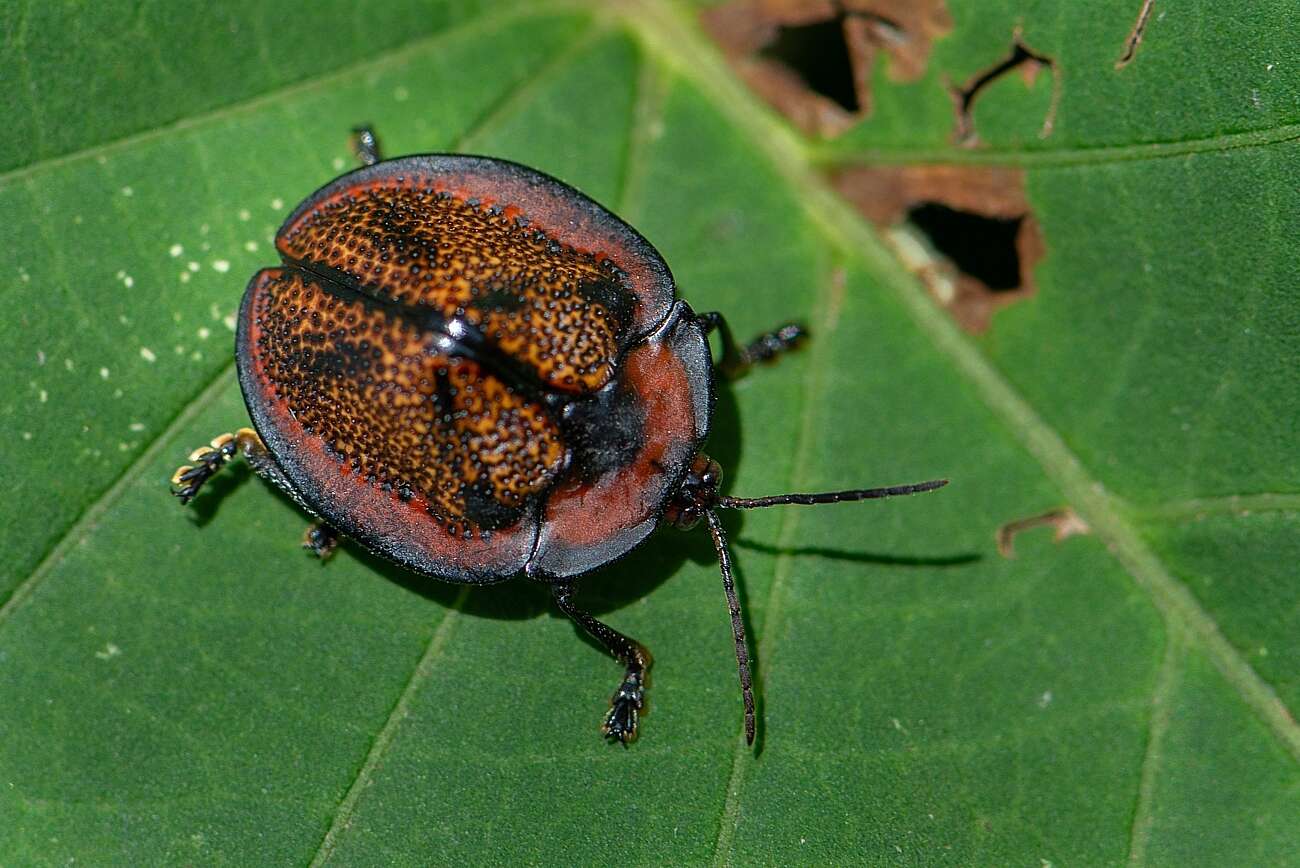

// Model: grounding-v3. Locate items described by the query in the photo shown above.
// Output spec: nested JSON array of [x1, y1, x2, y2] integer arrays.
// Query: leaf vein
[[308, 586, 471, 866], [0, 365, 237, 627], [1127, 631, 1185, 865], [710, 253, 842, 865], [811, 123, 1300, 170], [0, 1, 580, 191]]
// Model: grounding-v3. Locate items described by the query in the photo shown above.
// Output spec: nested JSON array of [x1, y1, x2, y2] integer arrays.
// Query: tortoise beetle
[[172, 128, 946, 745]]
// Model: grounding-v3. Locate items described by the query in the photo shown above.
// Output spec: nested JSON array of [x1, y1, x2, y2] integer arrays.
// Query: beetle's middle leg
[[552, 582, 652, 745], [698, 311, 806, 379]]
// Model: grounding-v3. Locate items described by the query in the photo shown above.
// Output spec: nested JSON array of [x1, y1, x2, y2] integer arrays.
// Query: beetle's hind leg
[[552, 582, 652, 745], [698, 311, 807, 379]]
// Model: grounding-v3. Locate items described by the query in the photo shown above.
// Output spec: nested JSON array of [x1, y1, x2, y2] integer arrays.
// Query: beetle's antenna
[[705, 509, 756, 746], [718, 479, 948, 510]]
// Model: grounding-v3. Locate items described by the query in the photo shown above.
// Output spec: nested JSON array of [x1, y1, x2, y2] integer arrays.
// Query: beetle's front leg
[[552, 582, 652, 745], [698, 311, 806, 379]]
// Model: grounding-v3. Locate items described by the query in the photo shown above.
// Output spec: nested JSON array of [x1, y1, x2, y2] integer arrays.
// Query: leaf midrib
[[623, 0, 1300, 853]]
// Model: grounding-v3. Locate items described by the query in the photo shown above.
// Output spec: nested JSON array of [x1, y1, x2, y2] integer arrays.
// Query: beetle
[[171, 127, 946, 745]]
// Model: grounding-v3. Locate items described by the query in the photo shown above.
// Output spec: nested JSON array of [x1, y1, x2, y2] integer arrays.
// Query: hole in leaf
[[831, 165, 1046, 333], [905, 203, 1023, 292], [701, 0, 952, 137], [759, 15, 859, 113]]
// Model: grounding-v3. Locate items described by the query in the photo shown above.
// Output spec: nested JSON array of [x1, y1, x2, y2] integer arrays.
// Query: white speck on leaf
[[169, 243, 183, 257], [22, 432, 32, 441], [1037, 690, 1053, 708], [95, 643, 122, 660], [129, 422, 145, 432], [332, 156, 346, 170], [271, 197, 284, 210], [394, 85, 410, 101], [244, 240, 258, 252], [198, 327, 211, 340], [64, 358, 74, 371], [39, 389, 48, 403], [120, 186, 134, 197], [238, 208, 251, 221], [187, 261, 200, 272], [180, 272, 191, 284], [118, 314, 130, 326], [36, 350, 46, 365], [223, 313, 237, 332], [213, 260, 230, 273], [200, 223, 210, 235], [140, 347, 156, 363], [99, 367, 110, 380]]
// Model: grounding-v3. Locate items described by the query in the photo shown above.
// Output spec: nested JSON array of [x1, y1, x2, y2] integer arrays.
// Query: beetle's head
[[664, 453, 722, 531]]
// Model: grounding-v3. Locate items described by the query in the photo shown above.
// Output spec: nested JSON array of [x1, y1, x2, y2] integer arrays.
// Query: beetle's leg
[[170, 428, 269, 505], [302, 521, 341, 560], [350, 126, 383, 166], [552, 582, 652, 745], [698, 311, 806, 379]]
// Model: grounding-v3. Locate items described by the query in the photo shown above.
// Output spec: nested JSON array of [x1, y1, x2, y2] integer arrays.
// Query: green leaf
[[2, 0, 1295, 863]]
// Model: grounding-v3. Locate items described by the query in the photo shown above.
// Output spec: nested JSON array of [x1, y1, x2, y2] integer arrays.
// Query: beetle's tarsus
[[302, 522, 341, 560], [603, 670, 644, 745], [170, 428, 266, 505], [739, 322, 806, 369], [351, 125, 383, 166], [552, 582, 653, 745], [699, 311, 807, 379]]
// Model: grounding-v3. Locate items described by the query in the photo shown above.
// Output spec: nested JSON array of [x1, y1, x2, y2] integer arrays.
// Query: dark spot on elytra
[[575, 277, 635, 333], [478, 283, 527, 312], [562, 378, 646, 482], [460, 480, 526, 531]]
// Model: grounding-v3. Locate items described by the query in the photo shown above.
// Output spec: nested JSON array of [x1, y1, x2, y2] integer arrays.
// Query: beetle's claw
[[602, 672, 644, 745]]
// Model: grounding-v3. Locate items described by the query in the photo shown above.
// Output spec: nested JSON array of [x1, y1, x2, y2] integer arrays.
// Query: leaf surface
[[1, 1, 1295, 864]]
